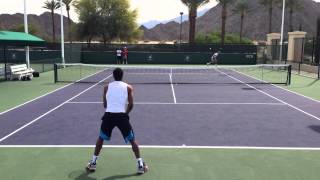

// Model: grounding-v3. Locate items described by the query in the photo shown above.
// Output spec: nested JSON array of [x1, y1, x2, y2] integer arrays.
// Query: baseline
[[0, 145, 320, 151]]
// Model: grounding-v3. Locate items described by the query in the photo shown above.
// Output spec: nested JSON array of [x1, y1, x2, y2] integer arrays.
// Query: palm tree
[[62, 0, 73, 42], [286, 0, 302, 32], [233, 0, 249, 43], [217, 0, 233, 45], [181, 0, 210, 44], [43, 0, 60, 42], [259, 0, 280, 33]]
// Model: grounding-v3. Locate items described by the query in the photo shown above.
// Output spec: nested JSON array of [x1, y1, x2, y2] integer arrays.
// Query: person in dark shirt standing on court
[[86, 68, 148, 175]]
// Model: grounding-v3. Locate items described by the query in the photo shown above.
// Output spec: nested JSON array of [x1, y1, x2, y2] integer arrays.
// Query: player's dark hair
[[113, 68, 123, 81]]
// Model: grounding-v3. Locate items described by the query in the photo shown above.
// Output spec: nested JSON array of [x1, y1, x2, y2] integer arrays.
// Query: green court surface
[[285, 75, 320, 101], [0, 71, 66, 112], [0, 147, 320, 180]]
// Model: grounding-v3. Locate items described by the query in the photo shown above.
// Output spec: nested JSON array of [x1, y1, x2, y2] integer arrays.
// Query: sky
[[0, 0, 319, 24], [0, 0, 218, 23]]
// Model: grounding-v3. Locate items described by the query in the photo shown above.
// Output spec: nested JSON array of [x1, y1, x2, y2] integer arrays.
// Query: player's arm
[[103, 85, 108, 108], [126, 85, 134, 114]]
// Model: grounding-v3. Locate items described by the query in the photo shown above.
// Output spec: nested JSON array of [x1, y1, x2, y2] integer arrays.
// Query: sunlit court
[[1, 0, 320, 180]]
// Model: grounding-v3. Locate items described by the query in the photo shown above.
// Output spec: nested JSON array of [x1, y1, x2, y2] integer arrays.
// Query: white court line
[[0, 145, 320, 151], [0, 74, 112, 143], [272, 84, 320, 103], [169, 73, 177, 104], [0, 68, 109, 116], [217, 69, 320, 121], [235, 69, 320, 104], [66, 101, 285, 105]]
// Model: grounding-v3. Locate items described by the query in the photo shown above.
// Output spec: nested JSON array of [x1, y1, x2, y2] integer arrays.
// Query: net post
[[54, 63, 57, 83], [287, 65, 292, 85]]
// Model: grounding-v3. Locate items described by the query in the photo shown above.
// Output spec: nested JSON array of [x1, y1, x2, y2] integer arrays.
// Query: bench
[[10, 64, 34, 80]]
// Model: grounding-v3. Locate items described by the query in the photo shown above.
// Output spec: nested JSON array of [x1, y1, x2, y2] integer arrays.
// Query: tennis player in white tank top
[[86, 68, 148, 174]]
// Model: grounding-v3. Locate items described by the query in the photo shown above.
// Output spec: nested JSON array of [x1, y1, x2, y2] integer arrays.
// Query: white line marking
[[272, 84, 320, 103], [0, 145, 320, 150], [0, 84, 73, 116], [0, 68, 108, 116], [235, 69, 320, 103], [66, 101, 285, 105], [217, 69, 320, 121], [169, 73, 177, 104], [0, 75, 112, 143]]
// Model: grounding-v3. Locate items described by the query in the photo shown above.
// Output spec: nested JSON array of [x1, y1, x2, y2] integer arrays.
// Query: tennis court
[[1, 64, 320, 179]]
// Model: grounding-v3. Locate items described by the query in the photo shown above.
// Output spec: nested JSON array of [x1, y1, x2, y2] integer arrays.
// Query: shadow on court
[[69, 170, 97, 180], [69, 170, 139, 180], [309, 125, 320, 134]]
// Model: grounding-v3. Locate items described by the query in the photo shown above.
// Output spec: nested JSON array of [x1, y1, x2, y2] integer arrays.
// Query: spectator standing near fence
[[122, 47, 128, 64], [116, 48, 122, 64]]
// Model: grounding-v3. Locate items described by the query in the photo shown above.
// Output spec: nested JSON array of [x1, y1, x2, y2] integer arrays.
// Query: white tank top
[[106, 81, 128, 113], [116, 50, 122, 57]]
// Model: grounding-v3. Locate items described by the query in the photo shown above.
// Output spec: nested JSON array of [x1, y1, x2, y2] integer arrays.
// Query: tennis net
[[54, 63, 292, 85]]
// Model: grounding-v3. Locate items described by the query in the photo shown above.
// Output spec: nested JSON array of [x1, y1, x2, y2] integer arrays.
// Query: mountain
[[141, 0, 320, 41], [140, 21, 180, 41], [141, 8, 210, 29], [0, 12, 74, 42]]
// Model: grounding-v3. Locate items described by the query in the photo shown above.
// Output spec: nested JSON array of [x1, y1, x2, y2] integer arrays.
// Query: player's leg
[[94, 137, 104, 157], [129, 139, 148, 174], [86, 113, 115, 172], [207, 56, 214, 65], [117, 114, 148, 174], [130, 139, 140, 158]]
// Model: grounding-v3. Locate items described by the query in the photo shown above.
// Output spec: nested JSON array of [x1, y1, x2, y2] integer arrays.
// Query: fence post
[[288, 65, 292, 85], [287, 65, 292, 85], [3, 46, 7, 80], [312, 37, 315, 64], [54, 64, 57, 83], [315, 17, 320, 65]]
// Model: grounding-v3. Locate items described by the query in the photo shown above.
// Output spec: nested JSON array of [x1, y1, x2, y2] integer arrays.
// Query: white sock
[[92, 155, 99, 164], [137, 158, 143, 167]]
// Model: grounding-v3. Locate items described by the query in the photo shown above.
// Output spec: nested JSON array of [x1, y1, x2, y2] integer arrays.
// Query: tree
[[259, 0, 280, 33], [10, 24, 39, 35], [43, 0, 60, 42], [233, 0, 249, 43], [62, 0, 73, 42], [195, 32, 253, 44], [73, 0, 100, 45], [74, 0, 141, 44], [180, 0, 209, 44], [286, 0, 302, 32], [217, 0, 233, 45]]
